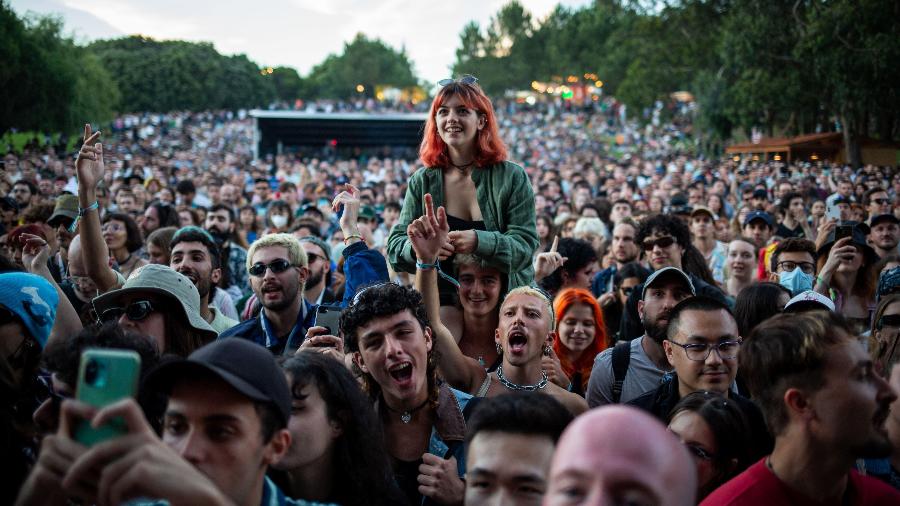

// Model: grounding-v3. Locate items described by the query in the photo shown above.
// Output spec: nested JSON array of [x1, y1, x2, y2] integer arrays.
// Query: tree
[[303, 33, 417, 99], [269, 66, 303, 102]]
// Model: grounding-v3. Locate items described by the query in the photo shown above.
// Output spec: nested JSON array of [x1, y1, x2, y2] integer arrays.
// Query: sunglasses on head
[[99, 300, 155, 323], [438, 75, 478, 87], [249, 258, 295, 277], [642, 236, 676, 251]]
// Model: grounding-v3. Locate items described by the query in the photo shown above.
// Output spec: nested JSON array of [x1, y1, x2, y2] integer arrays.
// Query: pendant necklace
[[496, 365, 548, 391], [385, 397, 430, 424]]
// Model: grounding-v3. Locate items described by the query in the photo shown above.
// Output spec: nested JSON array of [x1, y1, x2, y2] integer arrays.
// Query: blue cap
[[0, 272, 59, 347], [744, 211, 775, 228]]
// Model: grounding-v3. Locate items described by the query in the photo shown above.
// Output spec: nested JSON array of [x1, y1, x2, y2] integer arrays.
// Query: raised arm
[[21, 233, 82, 348], [410, 194, 485, 394], [333, 184, 389, 308], [75, 124, 118, 292]]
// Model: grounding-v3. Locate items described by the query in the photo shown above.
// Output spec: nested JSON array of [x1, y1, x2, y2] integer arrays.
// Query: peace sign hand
[[76, 124, 105, 191]]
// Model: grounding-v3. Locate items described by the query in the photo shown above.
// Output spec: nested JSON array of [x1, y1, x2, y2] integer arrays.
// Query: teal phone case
[[74, 348, 141, 446]]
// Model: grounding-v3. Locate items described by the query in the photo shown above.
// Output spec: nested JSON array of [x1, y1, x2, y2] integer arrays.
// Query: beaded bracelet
[[343, 234, 362, 244]]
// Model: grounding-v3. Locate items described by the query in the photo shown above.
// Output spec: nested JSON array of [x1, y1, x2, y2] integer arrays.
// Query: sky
[[11, 0, 592, 83]]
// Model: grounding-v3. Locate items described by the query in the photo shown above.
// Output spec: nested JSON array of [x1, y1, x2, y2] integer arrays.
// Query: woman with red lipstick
[[386, 75, 538, 307], [543, 288, 610, 396]]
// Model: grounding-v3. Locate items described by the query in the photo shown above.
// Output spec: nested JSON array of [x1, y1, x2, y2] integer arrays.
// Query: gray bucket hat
[[92, 264, 217, 339]]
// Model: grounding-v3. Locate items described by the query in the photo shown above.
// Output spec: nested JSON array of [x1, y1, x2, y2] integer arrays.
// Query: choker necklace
[[496, 365, 548, 391], [450, 159, 475, 170], [119, 253, 133, 266], [385, 397, 430, 424]]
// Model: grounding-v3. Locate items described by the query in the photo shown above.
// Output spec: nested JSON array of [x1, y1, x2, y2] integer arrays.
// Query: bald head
[[545, 406, 696, 506], [68, 235, 85, 275]]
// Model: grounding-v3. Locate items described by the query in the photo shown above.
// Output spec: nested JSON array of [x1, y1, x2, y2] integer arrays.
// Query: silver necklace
[[496, 365, 548, 391]]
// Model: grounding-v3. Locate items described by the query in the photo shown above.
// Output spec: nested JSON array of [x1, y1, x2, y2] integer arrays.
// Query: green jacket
[[387, 161, 538, 289]]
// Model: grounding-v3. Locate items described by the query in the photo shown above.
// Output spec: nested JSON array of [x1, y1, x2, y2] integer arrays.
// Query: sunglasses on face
[[438, 75, 478, 87], [879, 314, 900, 330], [305, 252, 323, 264], [249, 258, 295, 277], [873, 198, 891, 205], [642, 236, 676, 251], [99, 300, 155, 323]]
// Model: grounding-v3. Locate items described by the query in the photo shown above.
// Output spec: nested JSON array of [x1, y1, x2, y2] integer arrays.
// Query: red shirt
[[701, 458, 900, 506]]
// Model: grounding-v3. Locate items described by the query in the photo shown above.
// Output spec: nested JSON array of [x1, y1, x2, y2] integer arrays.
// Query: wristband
[[69, 201, 99, 233], [343, 234, 362, 244], [415, 260, 460, 288]]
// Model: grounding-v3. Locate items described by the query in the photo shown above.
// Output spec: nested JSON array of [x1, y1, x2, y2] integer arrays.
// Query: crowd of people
[[3, 74, 900, 506]]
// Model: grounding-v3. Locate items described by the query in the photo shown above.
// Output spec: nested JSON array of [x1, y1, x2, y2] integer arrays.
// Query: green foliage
[[0, 2, 116, 135], [303, 33, 418, 99], [88, 36, 274, 113], [270, 66, 303, 102], [453, 0, 900, 160]]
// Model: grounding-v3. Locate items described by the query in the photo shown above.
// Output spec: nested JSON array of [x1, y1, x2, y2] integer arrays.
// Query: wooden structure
[[726, 132, 899, 166]]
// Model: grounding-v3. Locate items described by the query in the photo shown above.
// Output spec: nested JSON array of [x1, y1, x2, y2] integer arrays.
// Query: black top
[[393, 457, 423, 506], [438, 214, 487, 306]]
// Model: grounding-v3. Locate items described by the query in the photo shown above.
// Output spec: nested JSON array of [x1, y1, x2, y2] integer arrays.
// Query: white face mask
[[270, 215, 288, 228]]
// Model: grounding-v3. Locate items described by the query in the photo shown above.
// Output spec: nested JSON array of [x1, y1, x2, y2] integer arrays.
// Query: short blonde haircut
[[246, 233, 307, 272], [503, 285, 555, 331], [573, 217, 609, 241]]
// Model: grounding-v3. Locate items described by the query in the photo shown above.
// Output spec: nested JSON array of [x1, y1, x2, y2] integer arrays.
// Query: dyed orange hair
[[552, 288, 609, 392], [419, 81, 507, 168]]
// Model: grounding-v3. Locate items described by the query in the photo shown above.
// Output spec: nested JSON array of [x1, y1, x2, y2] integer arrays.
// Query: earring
[[495, 342, 502, 355], [543, 345, 551, 357]]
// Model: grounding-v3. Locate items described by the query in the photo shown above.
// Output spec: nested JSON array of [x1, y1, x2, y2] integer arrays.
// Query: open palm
[[76, 123, 105, 190]]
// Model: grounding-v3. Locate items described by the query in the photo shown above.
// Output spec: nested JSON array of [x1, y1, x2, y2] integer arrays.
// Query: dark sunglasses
[[642, 236, 676, 251], [438, 75, 478, 87], [305, 252, 323, 264], [620, 286, 635, 297], [873, 198, 891, 205], [99, 300, 155, 323], [249, 258, 295, 277], [878, 314, 900, 329]]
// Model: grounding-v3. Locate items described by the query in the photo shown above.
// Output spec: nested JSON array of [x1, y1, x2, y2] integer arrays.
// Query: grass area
[[2, 131, 79, 154]]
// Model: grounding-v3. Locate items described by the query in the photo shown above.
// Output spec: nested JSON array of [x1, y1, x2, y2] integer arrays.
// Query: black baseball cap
[[752, 189, 768, 200], [146, 338, 291, 425], [870, 214, 900, 227], [0, 196, 19, 212]]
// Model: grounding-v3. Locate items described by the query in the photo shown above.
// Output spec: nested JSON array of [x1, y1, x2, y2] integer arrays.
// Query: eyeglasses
[[873, 198, 891, 205], [621, 286, 635, 297], [102, 223, 125, 233], [98, 300, 155, 323], [305, 252, 323, 264], [684, 443, 715, 461], [878, 314, 900, 330], [249, 258, 295, 277], [668, 339, 742, 362], [642, 236, 676, 251], [7, 335, 36, 370], [777, 261, 815, 275], [438, 75, 478, 87]]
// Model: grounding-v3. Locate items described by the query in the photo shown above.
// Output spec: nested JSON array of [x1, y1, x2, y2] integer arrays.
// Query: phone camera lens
[[85, 359, 100, 385]]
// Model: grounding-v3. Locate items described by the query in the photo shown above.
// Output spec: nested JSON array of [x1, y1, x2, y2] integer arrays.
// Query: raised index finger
[[550, 235, 559, 253], [423, 193, 435, 220]]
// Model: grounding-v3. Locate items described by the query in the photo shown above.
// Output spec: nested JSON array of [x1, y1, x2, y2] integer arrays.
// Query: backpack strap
[[611, 341, 632, 403]]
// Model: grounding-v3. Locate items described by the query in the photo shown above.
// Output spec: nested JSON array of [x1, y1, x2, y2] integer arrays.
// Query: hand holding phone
[[314, 304, 343, 338], [74, 349, 141, 446], [835, 224, 853, 242]]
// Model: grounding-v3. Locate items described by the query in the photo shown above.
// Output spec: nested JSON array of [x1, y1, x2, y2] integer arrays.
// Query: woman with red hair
[[545, 288, 610, 396], [386, 76, 538, 305]]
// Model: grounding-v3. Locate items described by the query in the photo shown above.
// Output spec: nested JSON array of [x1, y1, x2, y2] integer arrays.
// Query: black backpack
[[611, 341, 632, 403]]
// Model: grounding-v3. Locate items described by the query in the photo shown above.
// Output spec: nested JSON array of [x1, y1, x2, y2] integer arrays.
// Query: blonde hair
[[503, 286, 556, 331], [573, 217, 609, 241], [246, 233, 307, 272]]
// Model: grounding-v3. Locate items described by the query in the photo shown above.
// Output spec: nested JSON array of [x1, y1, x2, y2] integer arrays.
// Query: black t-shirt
[[393, 457, 423, 506], [775, 222, 805, 239]]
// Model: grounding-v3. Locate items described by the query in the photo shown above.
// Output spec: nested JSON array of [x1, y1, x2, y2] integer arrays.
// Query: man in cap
[[870, 214, 900, 259], [47, 194, 79, 274], [17, 338, 333, 506], [170, 226, 238, 333], [701, 311, 900, 504], [743, 211, 775, 249], [690, 206, 727, 285], [628, 296, 772, 457], [544, 406, 697, 506], [587, 267, 695, 407]]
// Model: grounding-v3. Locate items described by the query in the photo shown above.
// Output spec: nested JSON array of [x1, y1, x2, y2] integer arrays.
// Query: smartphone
[[825, 203, 842, 222], [74, 349, 141, 446], [835, 224, 853, 241], [314, 304, 343, 341]]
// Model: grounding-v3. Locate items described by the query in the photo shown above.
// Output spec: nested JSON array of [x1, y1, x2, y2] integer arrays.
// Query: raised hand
[[534, 236, 568, 282], [541, 344, 570, 388], [75, 124, 104, 191], [407, 193, 450, 264], [20, 233, 50, 275], [332, 183, 361, 234]]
